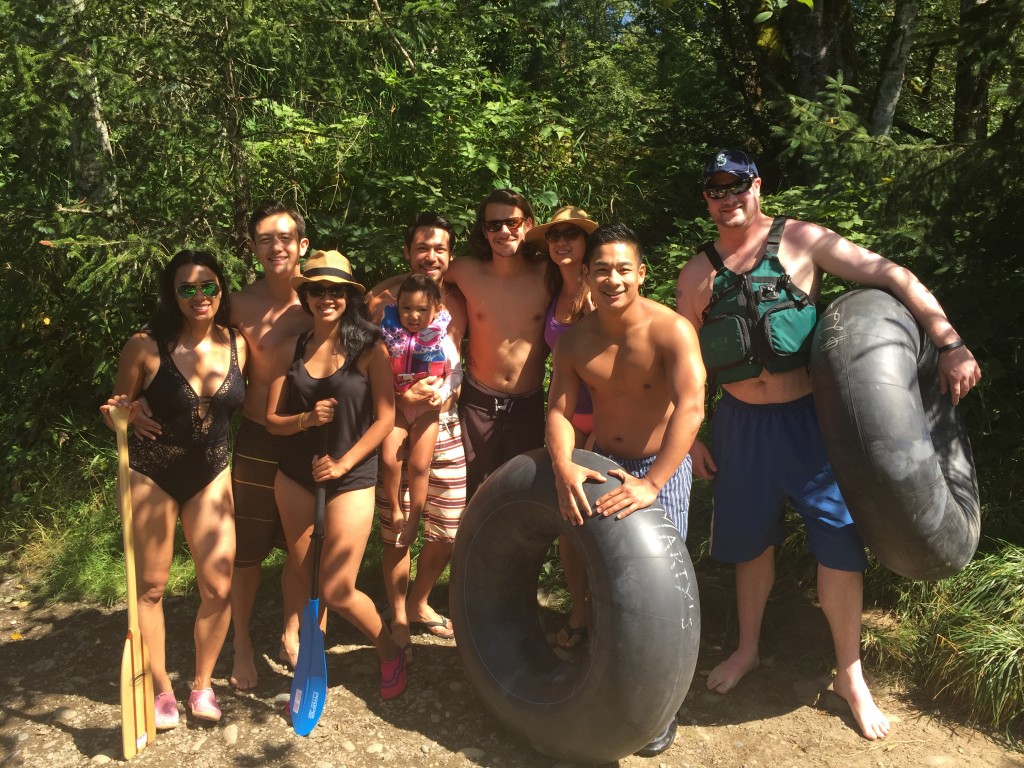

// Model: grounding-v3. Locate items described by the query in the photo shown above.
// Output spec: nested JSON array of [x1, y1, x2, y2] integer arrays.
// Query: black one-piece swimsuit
[[129, 330, 246, 504]]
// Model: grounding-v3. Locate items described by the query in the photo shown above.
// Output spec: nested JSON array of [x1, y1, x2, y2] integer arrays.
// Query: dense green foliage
[[865, 544, 1024, 735], [2, 0, 1022, 737]]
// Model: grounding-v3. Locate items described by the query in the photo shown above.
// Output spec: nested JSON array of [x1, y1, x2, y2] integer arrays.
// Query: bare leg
[[398, 415, 440, 547], [129, 472, 178, 696], [381, 421, 409, 540], [180, 470, 235, 690], [229, 566, 260, 688], [407, 540, 452, 624], [556, 535, 589, 648], [320, 487, 400, 660], [279, 563, 305, 667], [707, 546, 774, 694], [277, 473, 314, 610], [817, 565, 890, 740], [278, 476, 399, 662], [382, 542, 412, 653]]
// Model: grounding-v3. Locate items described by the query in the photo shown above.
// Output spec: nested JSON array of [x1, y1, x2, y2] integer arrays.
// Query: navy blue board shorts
[[709, 391, 868, 572]]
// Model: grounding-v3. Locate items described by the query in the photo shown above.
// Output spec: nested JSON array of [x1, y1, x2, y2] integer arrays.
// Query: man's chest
[[583, 344, 663, 392]]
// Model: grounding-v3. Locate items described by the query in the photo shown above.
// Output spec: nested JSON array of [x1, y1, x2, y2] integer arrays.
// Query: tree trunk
[[868, 0, 919, 137], [954, 0, 989, 142], [221, 13, 251, 270], [65, 0, 119, 209], [780, 0, 857, 100], [723, 0, 767, 114]]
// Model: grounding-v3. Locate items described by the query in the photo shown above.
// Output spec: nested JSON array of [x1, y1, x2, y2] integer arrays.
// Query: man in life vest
[[675, 149, 981, 741]]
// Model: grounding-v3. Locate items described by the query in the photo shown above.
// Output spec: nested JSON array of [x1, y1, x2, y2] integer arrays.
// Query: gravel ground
[[2, 566, 1022, 768]]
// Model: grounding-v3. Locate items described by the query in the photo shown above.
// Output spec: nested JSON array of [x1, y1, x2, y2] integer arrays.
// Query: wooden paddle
[[290, 427, 329, 736], [110, 407, 156, 759]]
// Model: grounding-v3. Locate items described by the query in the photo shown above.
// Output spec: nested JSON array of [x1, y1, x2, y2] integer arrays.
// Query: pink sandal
[[154, 691, 179, 730], [380, 651, 407, 701], [188, 688, 222, 722]]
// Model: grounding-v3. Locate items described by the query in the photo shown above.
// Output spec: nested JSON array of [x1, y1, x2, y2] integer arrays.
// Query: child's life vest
[[381, 304, 451, 393], [697, 216, 818, 387]]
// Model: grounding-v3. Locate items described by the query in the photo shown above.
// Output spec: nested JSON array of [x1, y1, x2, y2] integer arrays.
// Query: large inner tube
[[810, 288, 980, 580], [450, 448, 700, 764]]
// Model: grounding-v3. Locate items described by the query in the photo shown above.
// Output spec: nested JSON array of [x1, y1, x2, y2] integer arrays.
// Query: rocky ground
[[1, 564, 1021, 768]]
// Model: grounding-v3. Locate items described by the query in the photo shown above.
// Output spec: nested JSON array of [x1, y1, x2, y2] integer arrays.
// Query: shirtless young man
[[675, 150, 982, 740], [445, 189, 550, 499], [365, 213, 468, 651], [548, 223, 705, 757], [228, 201, 313, 688]]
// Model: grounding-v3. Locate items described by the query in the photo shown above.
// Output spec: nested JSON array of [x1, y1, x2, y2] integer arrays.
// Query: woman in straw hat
[[526, 206, 599, 650], [266, 249, 406, 700]]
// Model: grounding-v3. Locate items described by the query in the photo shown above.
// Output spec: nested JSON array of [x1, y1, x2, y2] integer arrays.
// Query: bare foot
[[555, 621, 588, 650], [230, 641, 257, 690], [397, 510, 422, 548], [391, 510, 408, 547], [833, 672, 890, 740], [706, 649, 760, 694], [278, 640, 298, 669], [408, 604, 442, 627], [408, 605, 455, 639]]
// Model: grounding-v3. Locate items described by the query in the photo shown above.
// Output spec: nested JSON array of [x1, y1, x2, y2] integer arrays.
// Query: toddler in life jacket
[[379, 274, 462, 546]]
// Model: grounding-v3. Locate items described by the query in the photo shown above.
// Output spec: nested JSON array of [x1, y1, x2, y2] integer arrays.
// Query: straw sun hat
[[525, 206, 599, 245], [290, 249, 366, 294]]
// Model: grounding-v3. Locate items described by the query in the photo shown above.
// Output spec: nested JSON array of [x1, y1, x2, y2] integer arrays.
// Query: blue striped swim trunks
[[593, 448, 693, 542]]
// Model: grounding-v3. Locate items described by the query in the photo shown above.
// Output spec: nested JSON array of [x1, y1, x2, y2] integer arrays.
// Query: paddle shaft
[[290, 426, 330, 735], [311, 483, 325, 599], [311, 424, 330, 596], [112, 411, 141, 622]]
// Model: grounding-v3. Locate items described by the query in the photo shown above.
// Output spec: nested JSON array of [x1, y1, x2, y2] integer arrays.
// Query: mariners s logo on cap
[[702, 149, 759, 181]]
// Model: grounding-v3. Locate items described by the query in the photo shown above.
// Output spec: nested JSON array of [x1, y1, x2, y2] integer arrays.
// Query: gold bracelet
[[298, 411, 308, 431]]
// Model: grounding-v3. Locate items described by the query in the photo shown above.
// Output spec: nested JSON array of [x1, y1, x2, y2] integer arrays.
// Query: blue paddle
[[290, 428, 328, 736]]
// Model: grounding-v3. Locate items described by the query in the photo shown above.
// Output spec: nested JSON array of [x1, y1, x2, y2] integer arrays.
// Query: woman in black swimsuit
[[101, 250, 247, 729], [266, 250, 406, 700]]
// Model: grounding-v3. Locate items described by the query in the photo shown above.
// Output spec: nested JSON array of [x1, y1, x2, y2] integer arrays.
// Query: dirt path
[[1, 566, 1021, 768]]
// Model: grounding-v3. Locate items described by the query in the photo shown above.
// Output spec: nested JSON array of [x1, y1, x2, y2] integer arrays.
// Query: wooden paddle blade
[[120, 629, 154, 758], [290, 598, 328, 736]]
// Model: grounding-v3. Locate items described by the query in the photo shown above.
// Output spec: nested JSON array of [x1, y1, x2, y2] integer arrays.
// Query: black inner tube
[[810, 289, 980, 580], [450, 449, 700, 764]]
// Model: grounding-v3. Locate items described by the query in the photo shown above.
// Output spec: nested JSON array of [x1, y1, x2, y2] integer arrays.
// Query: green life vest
[[697, 217, 818, 387]]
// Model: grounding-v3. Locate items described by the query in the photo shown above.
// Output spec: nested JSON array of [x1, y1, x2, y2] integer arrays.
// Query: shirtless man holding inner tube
[[547, 222, 706, 758]]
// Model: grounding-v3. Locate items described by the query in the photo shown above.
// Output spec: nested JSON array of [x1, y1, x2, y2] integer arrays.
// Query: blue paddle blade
[[290, 597, 327, 736]]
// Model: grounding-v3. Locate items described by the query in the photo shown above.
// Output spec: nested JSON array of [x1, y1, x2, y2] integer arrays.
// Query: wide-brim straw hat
[[525, 205, 599, 245], [290, 249, 366, 294]]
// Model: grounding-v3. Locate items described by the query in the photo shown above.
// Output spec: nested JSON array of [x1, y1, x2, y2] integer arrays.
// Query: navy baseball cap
[[703, 149, 759, 182]]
